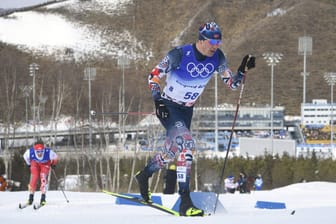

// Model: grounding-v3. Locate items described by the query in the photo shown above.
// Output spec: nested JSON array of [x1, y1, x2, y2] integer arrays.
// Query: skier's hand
[[51, 164, 56, 169], [150, 82, 161, 101], [238, 54, 256, 74], [154, 99, 169, 120]]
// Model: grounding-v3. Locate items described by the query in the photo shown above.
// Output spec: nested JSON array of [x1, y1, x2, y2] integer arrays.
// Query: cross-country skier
[[23, 140, 58, 206], [135, 21, 255, 216]]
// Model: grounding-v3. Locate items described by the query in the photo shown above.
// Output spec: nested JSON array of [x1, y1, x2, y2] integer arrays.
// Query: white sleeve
[[23, 150, 31, 165], [49, 150, 58, 162]]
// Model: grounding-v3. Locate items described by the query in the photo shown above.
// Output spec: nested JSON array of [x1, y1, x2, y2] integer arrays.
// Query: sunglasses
[[201, 34, 222, 46]]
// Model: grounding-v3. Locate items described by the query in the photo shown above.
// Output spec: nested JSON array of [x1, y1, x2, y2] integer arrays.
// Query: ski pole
[[213, 75, 247, 214], [51, 169, 69, 203], [90, 110, 155, 117]]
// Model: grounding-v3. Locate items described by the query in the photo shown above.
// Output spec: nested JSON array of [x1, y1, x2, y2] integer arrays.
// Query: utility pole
[[117, 51, 130, 149], [29, 63, 39, 141], [84, 67, 96, 151], [324, 72, 336, 159], [22, 86, 32, 148], [263, 52, 283, 155], [298, 36, 312, 104]]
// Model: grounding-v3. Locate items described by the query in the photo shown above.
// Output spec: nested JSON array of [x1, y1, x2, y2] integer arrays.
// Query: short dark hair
[[34, 139, 44, 145]]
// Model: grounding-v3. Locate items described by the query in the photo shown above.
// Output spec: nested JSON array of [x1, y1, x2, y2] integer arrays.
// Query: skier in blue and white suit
[[136, 22, 255, 216]]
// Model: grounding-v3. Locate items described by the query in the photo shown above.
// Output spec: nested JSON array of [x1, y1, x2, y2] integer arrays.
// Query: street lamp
[[21, 86, 32, 147], [324, 72, 336, 159], [117, 51, 130, 149], [29, 63, 39, 140], [263, 52, 283, 155], [84, 67, 96, 151], [298, 36, 312, 104]]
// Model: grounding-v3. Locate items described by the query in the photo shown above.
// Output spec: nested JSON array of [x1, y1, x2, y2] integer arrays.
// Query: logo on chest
[[186, 62, 214, 78]]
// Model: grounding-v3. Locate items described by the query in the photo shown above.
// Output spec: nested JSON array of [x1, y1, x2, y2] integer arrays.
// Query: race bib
[[176, 166, 187, 183]]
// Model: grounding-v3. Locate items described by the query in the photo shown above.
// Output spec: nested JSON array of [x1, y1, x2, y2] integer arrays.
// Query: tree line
[[2, 148, 335, 193]]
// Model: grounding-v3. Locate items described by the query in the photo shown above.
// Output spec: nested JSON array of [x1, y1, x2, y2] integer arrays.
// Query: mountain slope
[[0, 0, 336, 122]]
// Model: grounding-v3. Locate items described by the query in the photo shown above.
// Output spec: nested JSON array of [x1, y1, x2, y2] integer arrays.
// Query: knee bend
[[178, 149, 193, 163]]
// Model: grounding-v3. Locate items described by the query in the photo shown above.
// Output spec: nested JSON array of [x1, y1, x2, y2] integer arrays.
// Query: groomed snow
[[1, 181, 336, 224]]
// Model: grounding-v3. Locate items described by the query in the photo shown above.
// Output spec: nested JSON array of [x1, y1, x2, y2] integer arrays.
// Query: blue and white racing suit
[[145, 43, 242, 193]]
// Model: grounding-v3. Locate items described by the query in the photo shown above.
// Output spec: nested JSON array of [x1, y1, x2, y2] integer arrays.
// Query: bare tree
[[128, 98, 143, 192], [1, 62, 18, 179]]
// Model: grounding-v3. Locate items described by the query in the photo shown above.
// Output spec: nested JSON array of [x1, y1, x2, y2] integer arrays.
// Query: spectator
[[224, 175, 238, 193], [237, 172, 250, 193], [0, 174, 8, 191], [254, 174, 263, 190]]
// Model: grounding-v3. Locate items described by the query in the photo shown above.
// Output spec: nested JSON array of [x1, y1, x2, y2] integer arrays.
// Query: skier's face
[[35, 150, 44, 158], [199, 39, 221, 57]]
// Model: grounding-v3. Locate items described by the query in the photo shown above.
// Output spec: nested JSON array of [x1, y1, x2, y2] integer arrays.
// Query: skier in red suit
[[23, 140, 58, 205]]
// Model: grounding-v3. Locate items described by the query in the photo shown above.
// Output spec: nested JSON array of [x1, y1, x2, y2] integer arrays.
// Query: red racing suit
[[23, 147, 58, 194]]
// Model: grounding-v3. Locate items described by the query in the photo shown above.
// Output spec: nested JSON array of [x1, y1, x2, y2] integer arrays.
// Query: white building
[[301, 99, 335, 126], [300, 99, 336, 159]]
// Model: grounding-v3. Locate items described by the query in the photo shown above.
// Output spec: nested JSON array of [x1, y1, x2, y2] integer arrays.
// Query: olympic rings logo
[[186, 62, 214, 78]]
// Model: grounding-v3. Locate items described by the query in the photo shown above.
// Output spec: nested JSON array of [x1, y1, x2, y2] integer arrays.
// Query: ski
[[33, 204, 45, 210], [19, 203, 31, 209], [102, 190, 180, 216]]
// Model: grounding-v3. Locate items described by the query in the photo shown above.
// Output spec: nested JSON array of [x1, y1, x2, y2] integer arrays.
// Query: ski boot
[[179, 190, 204, 216], [40, 194, 46, 206], [27, 193, 34, 205], [135, 170, 152, 202]]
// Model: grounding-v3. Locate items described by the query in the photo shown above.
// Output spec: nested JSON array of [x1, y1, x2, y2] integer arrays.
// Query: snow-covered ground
[[0, 0, 54, 9], [0, 0, 152, 61], [1, 181, 336, 224]]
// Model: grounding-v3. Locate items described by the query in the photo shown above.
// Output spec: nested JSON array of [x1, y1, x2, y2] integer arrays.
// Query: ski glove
[[155, 99, 169, 120], [238, 54, 256, 74], [150, 83, 161, 101]]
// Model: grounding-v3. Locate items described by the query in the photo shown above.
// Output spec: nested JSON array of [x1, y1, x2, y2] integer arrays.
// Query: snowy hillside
[[0, 0, 152, 61], [0, 0, 54, 9], [1, 182, 336, 224], [1, 0, 336, 115]]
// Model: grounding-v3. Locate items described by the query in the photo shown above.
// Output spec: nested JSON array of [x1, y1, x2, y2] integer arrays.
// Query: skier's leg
[[135, 121, 184, 202], [136, 102, 194, 203], [135, 153, 167, 202], [27, 162, 39, 204], [39, 166, 50, 194], [39, 165, 50, 205], [136, 132, 179, 202], [172, 125, 204, 216]]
